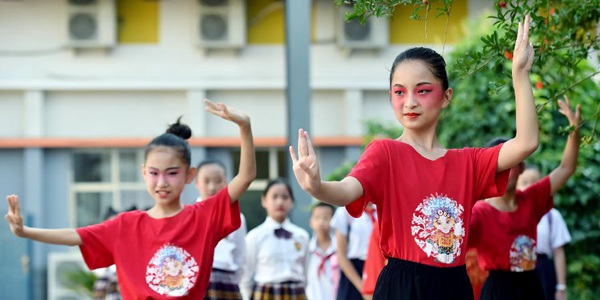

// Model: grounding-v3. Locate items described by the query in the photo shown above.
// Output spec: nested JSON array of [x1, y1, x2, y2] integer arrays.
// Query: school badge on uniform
[[294, 241, 302, 251]]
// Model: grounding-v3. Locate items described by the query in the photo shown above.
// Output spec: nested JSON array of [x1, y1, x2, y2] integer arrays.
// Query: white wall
[[0, 0, 493, 140]]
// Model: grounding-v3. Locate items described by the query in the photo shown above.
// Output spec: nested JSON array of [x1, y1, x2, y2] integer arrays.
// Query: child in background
[[289, 15, 538, 299], [469, 98, 580, 299], [240, 178, 310, 300], [5, 99, 256, 299], [361, 219, 385, 300], [518, 168, 572, 300], [306, 202, 339, 300], [194, 159, 247, 300], [330, 204, 376, 300]]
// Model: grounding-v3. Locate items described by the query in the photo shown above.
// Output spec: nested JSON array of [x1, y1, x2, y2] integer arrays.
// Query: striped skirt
[[204, 269, 243, 300], [251, 281, 307, 300]]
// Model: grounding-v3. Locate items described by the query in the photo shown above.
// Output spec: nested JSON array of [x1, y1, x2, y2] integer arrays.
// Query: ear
[[185, 167, 198, 184], [260, 195, 267, 209], [141, 163, 146, 177], [441, 87, 453, 108]]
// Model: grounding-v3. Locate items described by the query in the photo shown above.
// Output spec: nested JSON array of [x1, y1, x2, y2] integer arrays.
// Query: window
[[232, 147, 287, 230], [70, 149, 147, 227]]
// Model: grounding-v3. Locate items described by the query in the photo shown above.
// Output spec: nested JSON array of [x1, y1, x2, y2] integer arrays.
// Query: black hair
[[144, 116, 192, 166], [389, 47, 449, 91], [196, 158, 227, 177], [263, 178, 294, 202], [486, 137, 510, 147], [311, 202, 335, 217]]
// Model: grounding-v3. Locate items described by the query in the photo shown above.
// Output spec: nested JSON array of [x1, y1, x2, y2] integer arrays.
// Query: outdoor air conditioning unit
[[66, 0, 116, 48], [195, 0, 246, 49], [336, 5, 388, 49], [48, 251, 89, 300]]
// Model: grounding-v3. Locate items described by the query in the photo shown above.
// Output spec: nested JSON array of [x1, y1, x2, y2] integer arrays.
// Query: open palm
[[204, 99, 250, 126], [289, 129, 321, 194], [5, 195, 25, 237]]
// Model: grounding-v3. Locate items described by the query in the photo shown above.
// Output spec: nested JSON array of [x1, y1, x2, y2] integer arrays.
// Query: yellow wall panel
[[247, 0, 285, 44], [389, 2, 467, 44], [117, 0, 159, 44]]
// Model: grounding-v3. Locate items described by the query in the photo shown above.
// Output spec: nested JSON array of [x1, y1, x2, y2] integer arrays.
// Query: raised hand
[[204, 98, 250, 127], [513, 14, 535, 73], [289, 129, 321, 194], [558, 95, 581, 128], [5, 195, 25, 237]]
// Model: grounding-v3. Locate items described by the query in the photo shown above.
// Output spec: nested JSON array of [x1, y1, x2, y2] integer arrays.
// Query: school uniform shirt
[[76, 187, 241, 299], [469, 176, 553, 272], [536, 208, 571, 257], [345, 139, 509, 267], [330, 206, 375, 260], [197, 197, 247, 282], [306, 233, 339, 300], [240, 217, 310, 300]]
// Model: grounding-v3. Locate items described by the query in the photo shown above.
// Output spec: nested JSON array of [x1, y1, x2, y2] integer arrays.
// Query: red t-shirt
[[469, 176, 552, 271], [76, 187, 240, 299], [346, 139, 508, 267]]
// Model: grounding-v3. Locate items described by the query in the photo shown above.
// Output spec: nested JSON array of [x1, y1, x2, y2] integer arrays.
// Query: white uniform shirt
[[536, 208, 571, 257], [240, 217, 309, 300], [330, 207, 375, 260], [197, 197, 247, 281], [306, 233, 339, 300]]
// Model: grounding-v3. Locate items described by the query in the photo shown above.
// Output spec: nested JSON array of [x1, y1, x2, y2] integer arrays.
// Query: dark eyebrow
[[392, 82, 433, 88], [148, 167, 181, 171]]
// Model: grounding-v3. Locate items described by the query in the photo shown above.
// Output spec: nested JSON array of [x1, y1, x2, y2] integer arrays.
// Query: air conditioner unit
[[195, 0, 246, 49], [48, 251, 89, 300], [66, 0, 116, 48], [336, 5, 388, 49]]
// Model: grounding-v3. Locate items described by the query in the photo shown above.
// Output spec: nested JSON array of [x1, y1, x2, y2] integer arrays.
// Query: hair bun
[[166, 116, 192, 140]]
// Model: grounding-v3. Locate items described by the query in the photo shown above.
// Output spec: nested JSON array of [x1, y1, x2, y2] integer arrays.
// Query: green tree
[[337, 0, 600, 142]]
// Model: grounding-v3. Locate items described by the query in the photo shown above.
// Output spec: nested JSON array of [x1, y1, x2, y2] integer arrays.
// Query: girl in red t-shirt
[[289, 15, 538, 299], [469, 98, 580, 300], [4, 99, 257, 299]]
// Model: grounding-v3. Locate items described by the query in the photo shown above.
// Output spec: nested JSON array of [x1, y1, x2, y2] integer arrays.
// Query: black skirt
[[373, 257, 474, 300], [536, 254, 557, 300], [336, 258, 365, 300], [480, 269, 544, 300]]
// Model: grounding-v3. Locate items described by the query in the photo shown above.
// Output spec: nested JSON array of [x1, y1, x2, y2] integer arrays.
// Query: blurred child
[[306, 202, 338, 300], [469, 98, 580, 299], [330, 204, 376, 300], [361, 219, 385, 300], [195, 159, 247, 300], [4, 99, 256, 298], [240, 178, 309, 300], [518, 168, 572, 300]]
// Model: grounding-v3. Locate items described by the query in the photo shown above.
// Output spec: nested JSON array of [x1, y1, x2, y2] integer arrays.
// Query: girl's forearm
[[512, 71, 539, 155], [22, 227, 82, 246]]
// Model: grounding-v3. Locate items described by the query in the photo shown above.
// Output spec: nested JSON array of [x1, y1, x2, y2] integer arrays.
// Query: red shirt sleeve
[[472, 144, 510, 201], [201, 186, 241, 242], [346, 140, 389, 217], [468, 203, 483, 249], [77, 216, 121, 270]]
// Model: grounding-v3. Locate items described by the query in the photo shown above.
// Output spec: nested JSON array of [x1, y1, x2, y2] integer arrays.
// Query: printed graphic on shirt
[[509, 235, 537, 272], [146, 244, 199, 296], [412, 194, 465, 264]]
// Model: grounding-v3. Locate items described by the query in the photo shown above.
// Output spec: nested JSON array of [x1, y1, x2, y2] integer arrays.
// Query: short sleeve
[[201, 186, 241, 241], [550, 209, 572, 249], [467, 203, 483, 249], [77, 217, 119, 270], [472, 144, 510, 200], [346, 140, 389, 217], [521, 176, 553, 221], [330, 207, 350, 237]]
